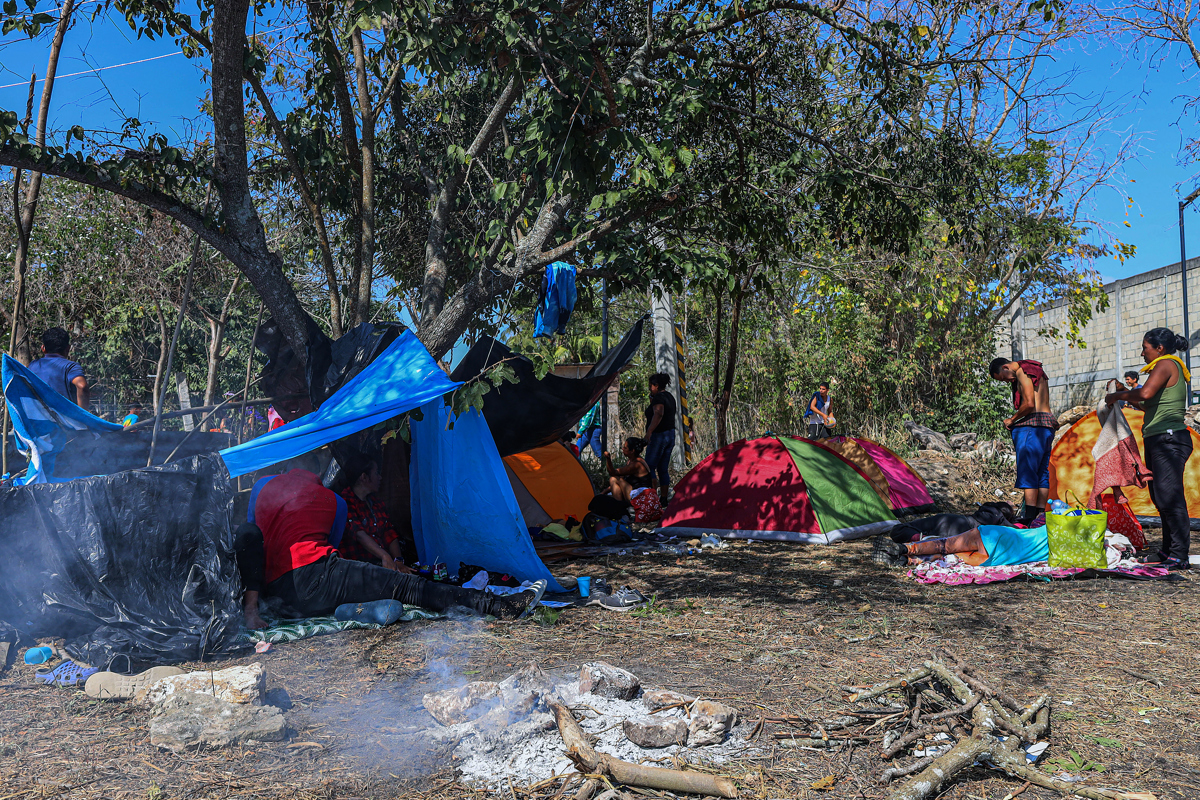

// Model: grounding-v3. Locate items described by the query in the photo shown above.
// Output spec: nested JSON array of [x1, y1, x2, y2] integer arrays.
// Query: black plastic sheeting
[[450, 318, 646, 457], [0, 453, 244, 667], [255, 317, 403, 411]]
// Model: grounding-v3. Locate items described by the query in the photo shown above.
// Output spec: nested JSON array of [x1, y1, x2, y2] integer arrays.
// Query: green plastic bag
[[1046, 509, 1108, 568]]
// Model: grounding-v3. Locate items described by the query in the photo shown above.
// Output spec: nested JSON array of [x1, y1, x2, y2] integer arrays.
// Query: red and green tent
[[660, 435, 898, 543]]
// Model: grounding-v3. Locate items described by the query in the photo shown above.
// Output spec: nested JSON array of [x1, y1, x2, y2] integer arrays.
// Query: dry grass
[[2, 528, 1198, 800]]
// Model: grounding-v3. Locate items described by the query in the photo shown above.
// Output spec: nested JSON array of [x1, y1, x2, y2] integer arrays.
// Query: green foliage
[[1044, 750, 1105, 773]]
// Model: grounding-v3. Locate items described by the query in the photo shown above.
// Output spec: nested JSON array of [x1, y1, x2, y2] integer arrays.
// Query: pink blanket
[[908, 558, 1167, 585]]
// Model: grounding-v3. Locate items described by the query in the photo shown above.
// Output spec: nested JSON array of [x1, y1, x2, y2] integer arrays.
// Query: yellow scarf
[[1140, 354, 1192, 383]]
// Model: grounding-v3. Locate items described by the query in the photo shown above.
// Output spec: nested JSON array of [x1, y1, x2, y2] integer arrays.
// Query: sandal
[[1139, 551, 1170, 565], [35, 659, 99, 687]]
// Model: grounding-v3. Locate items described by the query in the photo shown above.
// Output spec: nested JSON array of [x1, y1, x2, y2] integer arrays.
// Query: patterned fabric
[[908, 558, 1169, 585], [1100, 495, 1145, 550], [239, 607, 443, 644], [1090, 398, 1151, 507], [339, 489, 399, 563], [630, 487, 662, 523], [1011, 411, 1057, 429]]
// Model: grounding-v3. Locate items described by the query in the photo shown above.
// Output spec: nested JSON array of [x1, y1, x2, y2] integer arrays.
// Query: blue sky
[[1, 6, 1197, 287]]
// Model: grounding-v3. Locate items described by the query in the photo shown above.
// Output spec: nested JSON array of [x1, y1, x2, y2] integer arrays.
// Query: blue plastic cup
[[577, 577, 591, 597], [24, 646, 53, 665]]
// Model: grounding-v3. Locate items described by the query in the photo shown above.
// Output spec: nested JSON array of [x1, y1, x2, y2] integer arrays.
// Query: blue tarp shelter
[[219, 331, 459, 477], [219, 331, 563, 590], [2, 354, 123, 484], [411, 402, 564, 591]]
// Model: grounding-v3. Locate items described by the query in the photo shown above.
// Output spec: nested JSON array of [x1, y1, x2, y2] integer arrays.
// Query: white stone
[[423, 681, 501, 726], [623, 716, 688, 748], [579, 662, 641, 700], [688, 699, 738, 746], [145, 663, 266, 707]]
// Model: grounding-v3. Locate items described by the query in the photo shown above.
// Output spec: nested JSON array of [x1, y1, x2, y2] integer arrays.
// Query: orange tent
[[503, 443, 594, 524], [1049, 408, 1200, 518]]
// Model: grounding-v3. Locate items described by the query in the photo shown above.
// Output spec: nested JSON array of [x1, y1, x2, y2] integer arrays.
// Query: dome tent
[[660, 435, 899, 544], [1050, 408, 1200, 519], [503, 443, 595, 527], [821, 436, 937, 515]]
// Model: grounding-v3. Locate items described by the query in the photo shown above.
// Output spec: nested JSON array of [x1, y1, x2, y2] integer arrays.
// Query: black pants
[[233, 522, 509, 618], [1144, 430, 1193, 561]]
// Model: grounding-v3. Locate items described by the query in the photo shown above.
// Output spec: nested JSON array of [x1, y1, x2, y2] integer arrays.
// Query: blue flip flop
[[35, 659, 99, 687]]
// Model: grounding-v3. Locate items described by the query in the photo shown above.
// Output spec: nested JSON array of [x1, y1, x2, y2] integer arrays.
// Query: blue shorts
[[980, 524, 1049, 566], [1011, 426, 1053, 489]]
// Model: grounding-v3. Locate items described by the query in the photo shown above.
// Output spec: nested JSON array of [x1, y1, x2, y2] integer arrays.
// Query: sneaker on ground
[[588, 586, 649, 612], [496, 580, 548, 620], [590, 578, 612, 597], [871, 535, 909, 567], [84, 666, 186, 700]]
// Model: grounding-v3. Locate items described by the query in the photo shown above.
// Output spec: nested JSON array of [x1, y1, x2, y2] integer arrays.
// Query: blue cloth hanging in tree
[[534, 262, 577, 338]]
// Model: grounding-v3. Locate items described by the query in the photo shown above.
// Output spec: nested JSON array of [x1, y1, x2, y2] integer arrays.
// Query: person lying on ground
[[989, 358, 1057, 524], [235, 457, 541, 630], [337, 454, 411, 573], [887, 501, 1017, 544], [603, 437, 654, 506], [874, 525, 1048, 568], [1104, 327, 1194, 570]]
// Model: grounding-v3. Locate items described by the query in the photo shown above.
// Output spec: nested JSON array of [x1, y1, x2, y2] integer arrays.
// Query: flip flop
[[35, 659, 99, 687], [84, 666, 186, 700]]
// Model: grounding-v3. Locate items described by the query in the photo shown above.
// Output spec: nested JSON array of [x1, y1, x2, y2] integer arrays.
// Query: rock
[[947, 432, 978, 451], [149, 691, 285, 752], [623, 716, 689, 748], [263, 687, 292, 710], [904, 421, 952, 453], [642, 689, 696, 712], [579, 662, 641, 700], [688, 700, 738, 746], [498, 662, 554, 712], [471, 704, 514, 735], [1057, 404, 1091, 429], [145, 663, 266, 707], [423, 681, 501, 726]]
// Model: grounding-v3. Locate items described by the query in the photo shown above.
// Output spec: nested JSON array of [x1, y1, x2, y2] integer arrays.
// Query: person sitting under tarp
[[338, 454, 411, 573], [235, 455, 543, 629], [873, 524, 1048, 568]]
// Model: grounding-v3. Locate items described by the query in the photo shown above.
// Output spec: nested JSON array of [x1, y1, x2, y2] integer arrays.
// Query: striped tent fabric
[[660, 435, 898, 544]]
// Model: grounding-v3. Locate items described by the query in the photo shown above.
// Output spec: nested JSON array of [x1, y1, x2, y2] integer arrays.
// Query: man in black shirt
[[644, 372, 677, 505]]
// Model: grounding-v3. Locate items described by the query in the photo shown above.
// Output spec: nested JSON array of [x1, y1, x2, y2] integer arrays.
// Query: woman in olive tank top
[[1104, 327, 1193, 570]]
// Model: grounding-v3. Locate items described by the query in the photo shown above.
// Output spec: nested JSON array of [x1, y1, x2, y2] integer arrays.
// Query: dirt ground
[[2, 456, 1198, 800]]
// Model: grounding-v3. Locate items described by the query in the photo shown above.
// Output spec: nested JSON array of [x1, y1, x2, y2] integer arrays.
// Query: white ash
[[448, 679, 756, 788]]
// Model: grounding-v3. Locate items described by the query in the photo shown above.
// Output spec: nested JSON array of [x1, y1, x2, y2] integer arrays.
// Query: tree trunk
[[350, 27, 376, 327], [210, 0, 311, 362], [715, 278, 744, 449], [203, 274, 242, 405], [153, 301, 168, 414], [711, 282, 723, 443], [8, 0, 76, 365]]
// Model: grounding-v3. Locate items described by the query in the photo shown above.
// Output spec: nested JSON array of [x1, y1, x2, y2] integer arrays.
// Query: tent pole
[[148, 184, 211, 467], [601, 279, 609, 456]]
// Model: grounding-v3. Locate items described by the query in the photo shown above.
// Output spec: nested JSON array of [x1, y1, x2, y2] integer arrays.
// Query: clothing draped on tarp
[[219, 330, 461, 477], [450, 318, 645, 457], [0, 453, 243, 666], [534, 261, 577, 338], [1090, 392, 1152, 507], [3, 354, 124, 484], [409, 401, 565, 592]]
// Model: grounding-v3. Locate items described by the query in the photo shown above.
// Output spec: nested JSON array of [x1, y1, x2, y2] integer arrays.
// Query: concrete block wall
[[1008, 258, 1200, 411]]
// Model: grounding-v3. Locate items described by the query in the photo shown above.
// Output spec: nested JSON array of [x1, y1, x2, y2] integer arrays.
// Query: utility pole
[[1178, 186, 1200, 404]]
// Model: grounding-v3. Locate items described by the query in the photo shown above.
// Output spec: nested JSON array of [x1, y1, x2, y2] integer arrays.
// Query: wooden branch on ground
[[548, 703, 737, 798]]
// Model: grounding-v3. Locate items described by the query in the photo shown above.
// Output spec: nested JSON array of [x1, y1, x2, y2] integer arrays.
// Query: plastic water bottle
[[1048, 499, 1069, 515]]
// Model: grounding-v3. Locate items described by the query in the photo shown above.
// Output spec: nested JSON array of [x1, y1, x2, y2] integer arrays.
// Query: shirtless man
[[989, 358, 1058, 523]]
